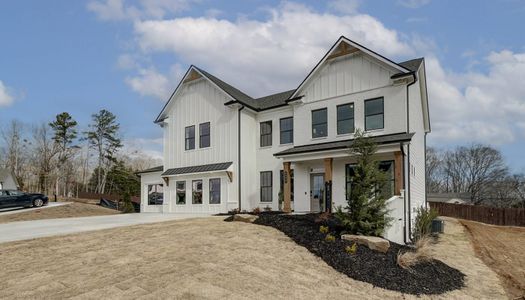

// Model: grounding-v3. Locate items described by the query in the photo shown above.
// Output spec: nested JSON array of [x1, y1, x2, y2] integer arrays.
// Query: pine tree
[[49, 112, 78, 197], [336, 129, 392, 236]]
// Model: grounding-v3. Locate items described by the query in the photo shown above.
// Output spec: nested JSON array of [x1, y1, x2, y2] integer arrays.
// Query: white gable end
[[299, 53, 397, 103]]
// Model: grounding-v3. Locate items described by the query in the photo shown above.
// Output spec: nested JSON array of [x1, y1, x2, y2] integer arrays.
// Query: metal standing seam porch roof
[[274, 133, 414, 157], [161, 162, 233, 177]]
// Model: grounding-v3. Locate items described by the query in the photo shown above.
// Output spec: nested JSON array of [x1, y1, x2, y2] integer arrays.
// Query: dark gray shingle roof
[[274, 133, 414, 156], [162, 162, 233, 176], [136, 165, 164, 175], [399, 58, 424, 72]]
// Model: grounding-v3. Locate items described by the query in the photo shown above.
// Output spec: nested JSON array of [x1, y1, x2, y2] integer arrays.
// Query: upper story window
[[260, 121, 272, 147], [280, 117, 293, 144], [337, 103, 354, 135], [199, 122, 210, 148], [312, 108, 327, 138], [365, 97, 384, 131], [185, 125, 195, 150]]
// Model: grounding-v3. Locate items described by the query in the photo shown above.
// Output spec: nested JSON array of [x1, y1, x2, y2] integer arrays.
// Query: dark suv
[[0, 190, 48, 209]]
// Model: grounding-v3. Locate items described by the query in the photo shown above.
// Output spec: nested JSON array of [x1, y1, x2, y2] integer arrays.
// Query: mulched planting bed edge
[[241, 213, 465, 295]]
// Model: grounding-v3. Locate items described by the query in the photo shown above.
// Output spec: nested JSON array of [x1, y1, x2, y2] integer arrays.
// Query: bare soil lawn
[[0, 202, 119, 224], [0, 217, 507, 299], [460, 219, 525, 299]]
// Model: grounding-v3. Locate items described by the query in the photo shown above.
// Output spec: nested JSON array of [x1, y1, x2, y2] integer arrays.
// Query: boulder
[[341, 234, 390, 253], [233, 214, 259, 223]]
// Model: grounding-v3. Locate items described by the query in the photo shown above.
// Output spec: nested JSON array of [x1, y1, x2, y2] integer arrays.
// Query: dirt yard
[[0, 217, 507, 299], [460, 219, 525, 299], [0, 202, 119, 224]]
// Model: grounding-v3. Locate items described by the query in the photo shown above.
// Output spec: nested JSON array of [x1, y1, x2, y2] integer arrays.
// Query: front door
[[310, 173, 325, 212]]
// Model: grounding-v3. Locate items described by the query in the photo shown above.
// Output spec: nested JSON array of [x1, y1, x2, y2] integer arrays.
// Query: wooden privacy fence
[[429, 202, 525, 227]]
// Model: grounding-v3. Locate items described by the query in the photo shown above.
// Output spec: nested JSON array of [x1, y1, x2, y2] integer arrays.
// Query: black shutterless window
[[199, 122, 210, 148], [260, 171, 273, 202], [185, 125, 195, 150], [280, 117, 293, 144], [312, 108, 327, 138], [260, 121, 272, 147], [209, 178, 221, 204], [337, 103, 354, 134], [365, 97, 384, 130], [176, 181, 186, 205]]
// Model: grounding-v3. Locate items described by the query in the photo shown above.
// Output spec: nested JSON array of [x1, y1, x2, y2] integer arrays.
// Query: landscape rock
[[341, 234, 390, 253], [233, 214, 259, 223]]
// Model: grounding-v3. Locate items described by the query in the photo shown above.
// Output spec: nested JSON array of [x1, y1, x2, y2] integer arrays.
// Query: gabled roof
[[162, 162, 233, 176], [155, 36, 426, 123]]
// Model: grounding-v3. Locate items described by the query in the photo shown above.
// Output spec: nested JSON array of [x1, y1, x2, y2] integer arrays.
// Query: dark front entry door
[[310, 173, 325, 212]]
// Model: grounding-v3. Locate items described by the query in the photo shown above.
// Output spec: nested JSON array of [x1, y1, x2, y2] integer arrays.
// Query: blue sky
[[1, 0, 524, 170]]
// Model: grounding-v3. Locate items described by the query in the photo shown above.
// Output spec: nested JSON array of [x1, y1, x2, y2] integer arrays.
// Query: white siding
[[408, 69, 427, 221], [300, 54, 396, 103], [162, 78, 239, 213], [240, 109, 258, 211]]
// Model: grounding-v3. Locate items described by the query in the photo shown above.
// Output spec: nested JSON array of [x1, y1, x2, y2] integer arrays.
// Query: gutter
[[405, 72, 417, 243], [238, 105, 245, 211]]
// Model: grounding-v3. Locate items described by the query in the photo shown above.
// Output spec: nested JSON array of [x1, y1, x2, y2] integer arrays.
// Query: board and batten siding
[[163, 78, 239, 212], [292, 53, 407, 147]]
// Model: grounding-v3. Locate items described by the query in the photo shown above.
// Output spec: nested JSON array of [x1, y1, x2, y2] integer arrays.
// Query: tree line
[[426, 144, 525, 208], [0, 110, 160, 198]]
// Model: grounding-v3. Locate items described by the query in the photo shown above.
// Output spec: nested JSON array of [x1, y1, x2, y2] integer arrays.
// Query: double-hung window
[[364, 97, 384, 131], [280, 117, 293, 144], [176, 181, 186, 205], [260, 121, 272, 147], [185, 125, 195, 150], [337, 103, 354, 135], [199, 122, 210, 148], [312, 108, 327, 138], [209, 178, 221, 204], [260, 171, 273, 202], [192, 180, 203, 204]]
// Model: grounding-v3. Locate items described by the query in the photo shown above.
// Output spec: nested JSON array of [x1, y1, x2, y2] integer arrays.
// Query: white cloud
[[133, 2, 413, 96], [397, 0, 430, 8], [0, 80, 15, 107], [426, 50, 525, 144], [125, 64, 184, 99], [328, 0, 361, 15], [87, 0, 198, 21]]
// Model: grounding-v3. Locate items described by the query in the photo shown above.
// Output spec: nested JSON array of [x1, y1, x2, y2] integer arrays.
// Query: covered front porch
[[276, 133, 412, 214]]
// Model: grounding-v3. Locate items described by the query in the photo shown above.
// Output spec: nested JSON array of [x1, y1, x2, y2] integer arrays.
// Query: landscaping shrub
[[120, 193, 135, 214], [263, 206, 272, 212], [345, 243, 358, 255], [252, 207, 261, 214], [397, 236, 433, 269], [335, 130, 392, 236], [325, 233, 336, 242], [412, 206, 439, 242], [319, 225, 329, 234], [315, 211, 331, 223]]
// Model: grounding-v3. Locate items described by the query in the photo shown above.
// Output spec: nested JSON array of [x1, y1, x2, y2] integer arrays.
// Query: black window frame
[[337, 103, 355, 135], [199, 122, 210, 148], [345, 160, 395, 200], [279, 117, 294, 144], [209, 178, 221, 204], [147, 183, 164, 205], [176, 181, 186, 205], [260, 121, 272, 147], [311, 108, 328, 138], [260, 171, 273, 202], [364, 97, 384, 131], [185, 125, 195, 150], [192, 179, 203, 204]]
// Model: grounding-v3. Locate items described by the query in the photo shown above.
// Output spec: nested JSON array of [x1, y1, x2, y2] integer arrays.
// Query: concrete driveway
[[0, 201, 69, 215], [0, 213, 209, 243]]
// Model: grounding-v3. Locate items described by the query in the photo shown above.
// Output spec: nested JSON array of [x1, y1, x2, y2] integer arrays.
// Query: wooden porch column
[[324, 158, 333, 212], [394, 151, 403, 195], [283, 162, 292, 213]]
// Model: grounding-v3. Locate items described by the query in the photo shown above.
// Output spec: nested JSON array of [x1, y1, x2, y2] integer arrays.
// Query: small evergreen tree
[[336, 129, 392, 236]]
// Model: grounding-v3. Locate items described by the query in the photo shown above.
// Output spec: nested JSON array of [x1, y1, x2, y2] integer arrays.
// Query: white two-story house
[[138, 36, 430, 244]]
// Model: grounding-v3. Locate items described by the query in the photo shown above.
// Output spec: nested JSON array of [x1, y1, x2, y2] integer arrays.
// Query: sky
[[1, 0, 524, 171]]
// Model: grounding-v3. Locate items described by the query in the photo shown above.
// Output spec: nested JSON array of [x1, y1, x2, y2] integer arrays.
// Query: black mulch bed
[[245, 213, 465, 295]]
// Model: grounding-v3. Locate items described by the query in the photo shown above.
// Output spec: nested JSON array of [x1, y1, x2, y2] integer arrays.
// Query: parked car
[[0, 190, 48, 209]]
